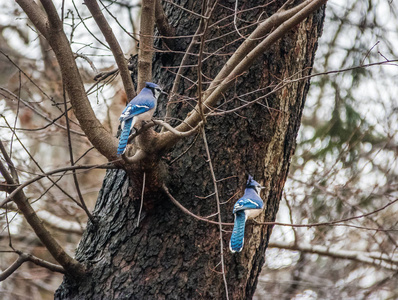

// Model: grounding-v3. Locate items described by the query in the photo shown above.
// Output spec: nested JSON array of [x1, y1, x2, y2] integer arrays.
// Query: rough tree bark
[[55, 0, 325, 299]]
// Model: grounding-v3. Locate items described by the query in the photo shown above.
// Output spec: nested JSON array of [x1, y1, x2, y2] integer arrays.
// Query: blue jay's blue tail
[[230, 210, 246, 253], [117, 118, 133, 155]]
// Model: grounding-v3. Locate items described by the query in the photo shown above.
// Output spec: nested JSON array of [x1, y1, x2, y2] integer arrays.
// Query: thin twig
[[162, 182, 398, 232], [169, 132, 200, 165], [0, 159, 85, 276], [99, 0, 139, 42], [164, 0, 218, 124], [201, 126, 229, 299], [1, 116, 88, 209], [0, 163, 116, 208], [62, 84, 95, 223], [0, 88, 84, 136], [136, 172, 146, 227], [268, 242, 398, 271]]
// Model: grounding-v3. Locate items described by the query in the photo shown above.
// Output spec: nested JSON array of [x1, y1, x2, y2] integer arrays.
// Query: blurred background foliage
[[257, 1, 398, 299]]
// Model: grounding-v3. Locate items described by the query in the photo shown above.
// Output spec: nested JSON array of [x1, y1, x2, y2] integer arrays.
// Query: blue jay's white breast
[[245, 208, 263, 219]]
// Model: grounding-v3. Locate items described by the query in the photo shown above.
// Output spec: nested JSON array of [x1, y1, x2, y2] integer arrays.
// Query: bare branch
[[15, 0, 49, 39], [0, 251, 65, 281], [163, 181, 398, 233], [0, 254, 26, 281], [136, 172, 146, 228], [162, 183, 236, 227], [206, 0, 313, 95], [16, 0, 118, 161], [84, 0, 136, 100], [0, 159, 85, 276], [0, 87, 84, 136], [268, 242, 398, 271], [17, 250, 66, 273], [137, 0, 156, 91], [127, 120, 202, 145], [0, 163, 116, 208], [152, 120, 203, 137]]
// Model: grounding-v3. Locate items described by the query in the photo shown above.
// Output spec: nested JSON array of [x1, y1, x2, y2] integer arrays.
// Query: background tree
[[1, 0, 397, 299]]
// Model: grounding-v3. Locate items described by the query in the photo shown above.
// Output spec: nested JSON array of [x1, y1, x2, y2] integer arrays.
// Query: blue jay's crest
[[246, 174, 261, 188], [230, 174, 264, 253], [145, 82, 162, 99], [116, 82, 160, 155], [145, 82, 160, 89]]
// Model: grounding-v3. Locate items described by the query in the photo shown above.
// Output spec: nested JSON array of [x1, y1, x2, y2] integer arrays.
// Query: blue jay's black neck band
[[246, 185, 257, 190]]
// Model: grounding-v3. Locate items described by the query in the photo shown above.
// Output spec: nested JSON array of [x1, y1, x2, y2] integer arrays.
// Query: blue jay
[[117, 82, 162, 155], [230, 175, 264, 253]]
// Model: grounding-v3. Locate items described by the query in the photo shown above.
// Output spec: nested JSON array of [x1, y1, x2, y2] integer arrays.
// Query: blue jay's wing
[[117, 118, 133, 155], [230, 210, 246, 252], [119, 89, 157, 121], [233, 197, 263, 213], [119, 104, 152, 121]]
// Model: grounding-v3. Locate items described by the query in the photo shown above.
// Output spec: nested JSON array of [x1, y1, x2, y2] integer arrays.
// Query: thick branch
[[127, 120, 202, 145], [137, 0, 156, 91], [0, 254, 26, 281], [15, 0, 49, 38], [155, 0, 176, 50], [122, 149, 147, 164], [153, 120, 202, 137], [84, 0, 136, 100], [16, 0, 118, 161], [0, 251, 65, 281]]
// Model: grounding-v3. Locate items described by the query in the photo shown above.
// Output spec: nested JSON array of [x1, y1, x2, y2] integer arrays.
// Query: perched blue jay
[[117, 82, 162, 155], [230, 175, 265, 253]]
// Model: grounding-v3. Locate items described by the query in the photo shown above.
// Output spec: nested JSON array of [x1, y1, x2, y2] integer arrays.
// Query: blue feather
[[116, 82, 161, 155], [117, 118, 133, 155], [230, 211, 246, 252], [229, 175, 264, 253], [233, 197, 262, 213]]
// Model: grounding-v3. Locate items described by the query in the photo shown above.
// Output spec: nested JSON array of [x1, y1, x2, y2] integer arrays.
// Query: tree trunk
[[55, 1, 325, 299]]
